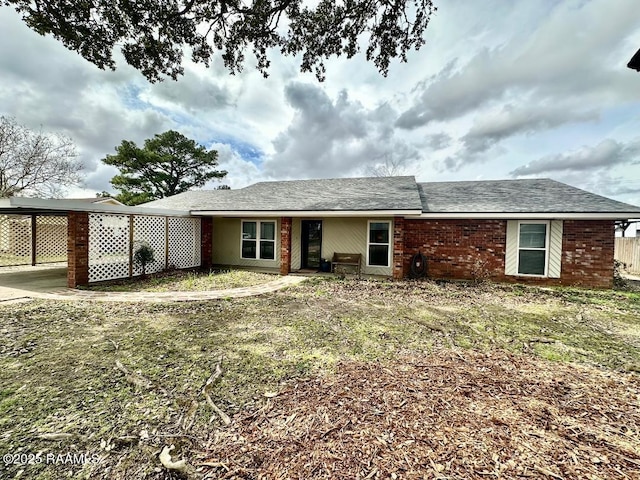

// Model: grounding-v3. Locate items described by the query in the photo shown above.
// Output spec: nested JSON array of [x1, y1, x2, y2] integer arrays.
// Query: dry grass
[[0, 277, 638, 479], [81, 269, 278, 292]]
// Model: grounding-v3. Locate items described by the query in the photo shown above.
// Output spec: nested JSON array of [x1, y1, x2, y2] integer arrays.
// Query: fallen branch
[[39, 433, 85, 442], [159, 445, 187, 473], [529, 337, 555, 344], [202, 358, 232, 426], [182, 399, 199, 431], [204, 390, 232, 425], [115, 360, 154, 390]]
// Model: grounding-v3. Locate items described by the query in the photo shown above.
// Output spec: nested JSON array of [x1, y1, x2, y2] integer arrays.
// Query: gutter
[[191, 210, 424, 217], [416, 212, 640, 220]]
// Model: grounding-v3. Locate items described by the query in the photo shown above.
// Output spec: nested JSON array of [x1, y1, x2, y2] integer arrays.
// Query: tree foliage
[[3, 0, 436, 82], [103, 130, 226, 205], [0, 116, 81, 198]]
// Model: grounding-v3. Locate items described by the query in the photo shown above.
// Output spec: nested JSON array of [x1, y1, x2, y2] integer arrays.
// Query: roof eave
[[418, 212, 640, 220], [191, 209, 423, 217], [2, 197, 190, 216]]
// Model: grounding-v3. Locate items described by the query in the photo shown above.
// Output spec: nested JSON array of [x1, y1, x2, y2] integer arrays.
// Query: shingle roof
[[418, 179, 640, 213], [142, 176, 423, 211], [140, 177, 640, 216]]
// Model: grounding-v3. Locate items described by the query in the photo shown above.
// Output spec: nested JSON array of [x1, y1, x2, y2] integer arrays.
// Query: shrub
[[134, 242, 155, 276]]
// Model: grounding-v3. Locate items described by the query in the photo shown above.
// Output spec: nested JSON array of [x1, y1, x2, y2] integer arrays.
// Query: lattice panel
[[132, 215, 166, 276], [168, 217, 201, 269], [0, 215, 31, 266], [35, 215, 67, 264], [88, 213, 130, 282]]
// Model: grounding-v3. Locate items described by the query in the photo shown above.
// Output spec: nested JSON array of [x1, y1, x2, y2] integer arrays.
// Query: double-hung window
[[241, 220, 276, 260], [517, 222, 548, 276], [367, 221, 391, 267]]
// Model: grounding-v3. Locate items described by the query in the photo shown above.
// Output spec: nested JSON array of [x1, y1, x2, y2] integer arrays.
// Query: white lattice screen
[[88, 213, 130, 282], [0, 215, 31, 266], [85, 213, 202, 283], [132, 216, 166, 276], [168, 217, 201, 269], [35, 216, 67, 263]]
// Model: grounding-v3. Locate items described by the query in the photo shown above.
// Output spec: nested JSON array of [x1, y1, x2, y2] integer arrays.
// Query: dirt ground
[[200, 350, 640, 480], [0, 277, 639, 479]]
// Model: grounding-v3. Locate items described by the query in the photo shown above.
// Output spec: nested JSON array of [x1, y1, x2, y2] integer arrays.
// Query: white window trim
[[516, 220, 550, 277], [366, 220, 392, 268], [240, 219, 277, 261]]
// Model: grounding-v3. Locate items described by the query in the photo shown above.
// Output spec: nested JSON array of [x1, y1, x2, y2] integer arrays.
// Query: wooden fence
[[615, 238, 640, 273]]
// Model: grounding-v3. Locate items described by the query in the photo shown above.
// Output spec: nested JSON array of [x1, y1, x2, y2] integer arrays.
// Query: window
[[517, 222, 548, 276], [241, 220, 276, 260], [367, 221, 391, 267]]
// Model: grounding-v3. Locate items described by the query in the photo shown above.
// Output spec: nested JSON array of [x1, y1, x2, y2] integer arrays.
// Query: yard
[[0, 277, 639, 479]]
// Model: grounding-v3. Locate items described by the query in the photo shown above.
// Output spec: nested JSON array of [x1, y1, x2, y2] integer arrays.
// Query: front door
[[301, 220, 322, 269]]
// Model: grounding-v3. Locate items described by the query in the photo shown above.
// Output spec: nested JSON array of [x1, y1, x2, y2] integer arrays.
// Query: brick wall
[[280, 217, 292, 275], [67, 211, 89, 287], [403, 219, 506, 281], [201, 217, 213, 270], [560, 220, 614, 288], [392, 216, 404, 279], [402, 219, 615, 288]]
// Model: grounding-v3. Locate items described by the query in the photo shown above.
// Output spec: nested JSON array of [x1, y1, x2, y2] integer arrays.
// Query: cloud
[[426, 133, 452, 150], [510, 138, 640, 176], [395, 0, 640, 175], [398, 0, 639, 131], [263, 82, 420, 179], [462, 104, 599, 154]]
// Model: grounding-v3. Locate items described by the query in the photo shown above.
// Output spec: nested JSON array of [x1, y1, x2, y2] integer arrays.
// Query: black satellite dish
[[628, 47, 640, 72]]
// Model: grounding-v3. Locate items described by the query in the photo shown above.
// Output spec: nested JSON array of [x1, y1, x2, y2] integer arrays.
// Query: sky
[[1, 0, 639, 223]]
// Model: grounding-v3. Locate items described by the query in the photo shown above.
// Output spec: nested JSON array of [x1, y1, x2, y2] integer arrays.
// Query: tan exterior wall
[[212, 216, 393, 275], [291, 217, 393, 276], [291, 219, 302, 270], [212, 217, 281, 268]]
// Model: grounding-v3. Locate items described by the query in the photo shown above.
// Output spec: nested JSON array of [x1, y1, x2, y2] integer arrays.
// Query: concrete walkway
[[0, 267, 307, 303]]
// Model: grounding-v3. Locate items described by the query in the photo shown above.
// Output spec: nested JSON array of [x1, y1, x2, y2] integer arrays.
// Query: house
[[141, 176, 640, 288], [66, 197, 125, 206], [1, 177, 638, 288]]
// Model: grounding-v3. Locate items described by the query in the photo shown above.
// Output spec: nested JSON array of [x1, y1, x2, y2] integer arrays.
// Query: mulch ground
[[199, 350, 640, 479]]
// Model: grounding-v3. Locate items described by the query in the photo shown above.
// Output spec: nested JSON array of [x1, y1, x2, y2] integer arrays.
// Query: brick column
[[201, 217, 213, 270], [67, 211, 89, 287], [392, 216, 405, 280], [280, 217, 292, 275]]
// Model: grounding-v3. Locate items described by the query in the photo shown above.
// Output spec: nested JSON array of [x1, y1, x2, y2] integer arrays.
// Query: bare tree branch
[[0, 116, 81, 198]]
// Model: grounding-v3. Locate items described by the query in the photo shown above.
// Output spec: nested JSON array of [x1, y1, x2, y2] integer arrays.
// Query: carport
[[0, 197, 210, 288]]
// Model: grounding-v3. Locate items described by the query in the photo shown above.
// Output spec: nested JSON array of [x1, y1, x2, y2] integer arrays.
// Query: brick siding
[[560, 220, 614, 288], [201, 217, 213, 270], [67, 211, 89, 287], [392, 216, 405, 279], [402, 219, 614, 288], [280, 217, 292, 275]]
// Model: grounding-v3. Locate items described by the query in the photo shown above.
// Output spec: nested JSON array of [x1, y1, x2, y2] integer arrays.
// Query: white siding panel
[[505, 220, 518, 276], [548, 220, 563, 278]]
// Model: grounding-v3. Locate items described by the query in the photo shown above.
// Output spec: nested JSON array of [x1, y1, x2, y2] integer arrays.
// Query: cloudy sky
[[1, 0, 639, 212]]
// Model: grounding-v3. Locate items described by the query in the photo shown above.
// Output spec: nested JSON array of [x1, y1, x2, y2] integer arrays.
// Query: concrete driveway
[[0, 265, 67, 301]]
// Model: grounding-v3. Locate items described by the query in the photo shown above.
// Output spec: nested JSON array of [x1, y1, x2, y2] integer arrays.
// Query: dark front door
[[301, 220, 322, 269]]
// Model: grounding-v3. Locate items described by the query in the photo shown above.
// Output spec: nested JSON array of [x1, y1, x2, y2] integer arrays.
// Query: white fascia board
[[5, 197, 191, 216], [191, 209, 423, 217], [417, 212, 640, 220]]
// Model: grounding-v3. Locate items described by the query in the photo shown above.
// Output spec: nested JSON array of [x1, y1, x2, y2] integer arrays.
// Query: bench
[[331, 253, 362, 276]]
